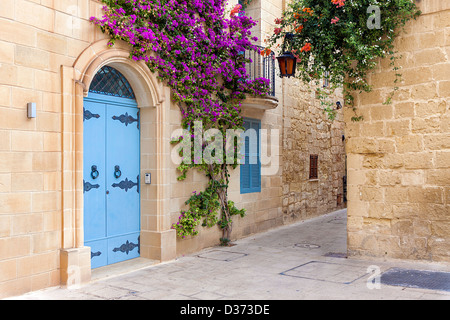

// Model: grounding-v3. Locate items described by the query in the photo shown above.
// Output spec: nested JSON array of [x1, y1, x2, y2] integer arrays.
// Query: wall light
[[27, 102, 36, 118]]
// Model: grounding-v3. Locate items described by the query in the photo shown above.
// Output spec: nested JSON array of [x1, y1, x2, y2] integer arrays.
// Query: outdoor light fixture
[[277, 33, 297, 78], [277, 52, 297, 78], [27, 102, 36, 118], [336, 101, 342, 109]]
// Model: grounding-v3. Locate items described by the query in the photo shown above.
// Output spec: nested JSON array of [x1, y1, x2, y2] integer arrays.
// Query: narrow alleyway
[[7, 209, 450, 300]]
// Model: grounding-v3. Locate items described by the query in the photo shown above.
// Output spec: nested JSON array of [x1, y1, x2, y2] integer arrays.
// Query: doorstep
[[91, 257, 159, 282]]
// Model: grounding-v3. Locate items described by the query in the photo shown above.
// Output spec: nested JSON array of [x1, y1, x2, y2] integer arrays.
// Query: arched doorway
[[83, 66, 141, 269]]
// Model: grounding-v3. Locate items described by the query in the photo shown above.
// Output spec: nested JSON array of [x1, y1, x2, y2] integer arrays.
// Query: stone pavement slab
[[5, 209, 450, 300]]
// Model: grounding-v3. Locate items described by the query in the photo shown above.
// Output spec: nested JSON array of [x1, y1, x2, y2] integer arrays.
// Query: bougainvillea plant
[[265, 0, 420, 120], [91, 0, 270, 244]]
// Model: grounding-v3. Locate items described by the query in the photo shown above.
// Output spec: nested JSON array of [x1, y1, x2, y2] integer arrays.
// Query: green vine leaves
[[265, 0, 421, 121]]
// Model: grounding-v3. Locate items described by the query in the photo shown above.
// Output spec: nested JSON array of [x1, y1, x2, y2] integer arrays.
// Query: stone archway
[[60, 39, 176, 287]]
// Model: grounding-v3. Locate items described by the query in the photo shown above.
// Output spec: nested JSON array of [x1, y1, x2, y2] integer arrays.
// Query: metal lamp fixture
[[27, 102, 36, 118], [277, 33, 297, 78], [277, 51, 297, 78]]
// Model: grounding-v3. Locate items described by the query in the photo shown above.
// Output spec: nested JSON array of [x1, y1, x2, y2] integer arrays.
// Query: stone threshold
[[91, 257, 159, 282]]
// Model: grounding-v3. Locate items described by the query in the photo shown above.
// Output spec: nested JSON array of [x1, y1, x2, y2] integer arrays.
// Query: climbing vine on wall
[[265, 0, 420, 121], [91, 0, 269, 244], [239, 0, 254, 10]]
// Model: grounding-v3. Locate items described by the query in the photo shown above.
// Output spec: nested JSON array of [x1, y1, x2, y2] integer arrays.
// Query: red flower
[[300, 42, 312, 52], [230, 4, 242, 16], [302, 7, 313, 15], [260, 48, 272, 57], [331, 0, 345, 8], [274, 27, 282, 35]]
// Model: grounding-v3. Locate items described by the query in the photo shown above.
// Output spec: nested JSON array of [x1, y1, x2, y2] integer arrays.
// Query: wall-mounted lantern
[[277, 52, 297, 78], [276, 33, 297, 78]]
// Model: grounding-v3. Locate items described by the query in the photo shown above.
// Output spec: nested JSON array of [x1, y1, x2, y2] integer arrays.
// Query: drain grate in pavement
[[381, 268, 450, 292], [197, 250, 248, 262]]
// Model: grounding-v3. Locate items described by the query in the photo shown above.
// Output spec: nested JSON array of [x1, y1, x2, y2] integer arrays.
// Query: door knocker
[[91, 165, 99, 180], [114, 165, 122, 179]]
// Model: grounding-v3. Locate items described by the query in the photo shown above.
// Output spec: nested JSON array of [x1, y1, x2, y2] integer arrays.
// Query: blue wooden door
[[83, 93, 140, 269]]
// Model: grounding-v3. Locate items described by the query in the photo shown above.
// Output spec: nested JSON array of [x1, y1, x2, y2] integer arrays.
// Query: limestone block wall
[[170, 102, 284, 256], [172, 0, 286, 256], [345, 1, 450, 262], [0, 0, 286, 297], [254, 0, 347, 223], [0, 0, 107, 298], [0, 0, 347, 299], [281, 78, 346, 223]]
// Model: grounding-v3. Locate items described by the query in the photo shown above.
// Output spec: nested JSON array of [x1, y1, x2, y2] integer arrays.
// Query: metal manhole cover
[[381, 268, 450, 292], [295, 243, 321, 249], [197, 250, 248, 262]]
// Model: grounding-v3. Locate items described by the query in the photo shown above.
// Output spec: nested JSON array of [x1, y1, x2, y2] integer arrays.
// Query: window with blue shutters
[[240, 118, 261, 194]]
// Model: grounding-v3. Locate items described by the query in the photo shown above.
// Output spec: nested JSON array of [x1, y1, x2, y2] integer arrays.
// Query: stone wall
[[346, 1, 450, 262], [0, 0, 107, 298], [0, 0, 347, 298], [282, 78, 346, 223], [173, 0, 286, 255], [243, 0, 347, 231], [171, 100, 285, 256]]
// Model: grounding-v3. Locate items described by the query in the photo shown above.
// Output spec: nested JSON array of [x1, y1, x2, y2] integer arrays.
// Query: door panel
[[83, 95, 140, 269], [88, 239, 108, 269], [107, 233, 140, 265], [83, 101, 107, 243], [106, 105, 140, 238]]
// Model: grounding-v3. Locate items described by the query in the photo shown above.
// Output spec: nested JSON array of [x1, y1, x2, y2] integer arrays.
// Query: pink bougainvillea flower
[[331, 17, 340, 24], [274, 27, 282, 35], [331, 0, 345, 8]]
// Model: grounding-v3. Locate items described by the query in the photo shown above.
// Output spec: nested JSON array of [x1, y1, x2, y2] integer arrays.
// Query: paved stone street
[[7, 209, 450, 300]]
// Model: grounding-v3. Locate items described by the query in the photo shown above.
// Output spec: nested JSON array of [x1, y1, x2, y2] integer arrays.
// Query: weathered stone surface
[[347, 2, 450, 262], [281, 79, 346, 222]]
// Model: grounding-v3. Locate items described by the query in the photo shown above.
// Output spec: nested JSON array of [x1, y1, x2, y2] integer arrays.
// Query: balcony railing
[[244, 45, 276, 97]]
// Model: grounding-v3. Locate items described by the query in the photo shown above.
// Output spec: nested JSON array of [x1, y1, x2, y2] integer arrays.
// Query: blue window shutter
[[250, 120, 261, 191], [241, 118, 261, 194], [241, 143, 251, 189]]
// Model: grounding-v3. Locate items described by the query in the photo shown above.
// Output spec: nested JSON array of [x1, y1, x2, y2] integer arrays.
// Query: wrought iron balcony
[[244, 45, 276, 97]]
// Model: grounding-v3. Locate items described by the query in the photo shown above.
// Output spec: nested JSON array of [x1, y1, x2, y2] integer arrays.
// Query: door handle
[[91, 165, 99, 180], [114, 165, 122, 179]]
